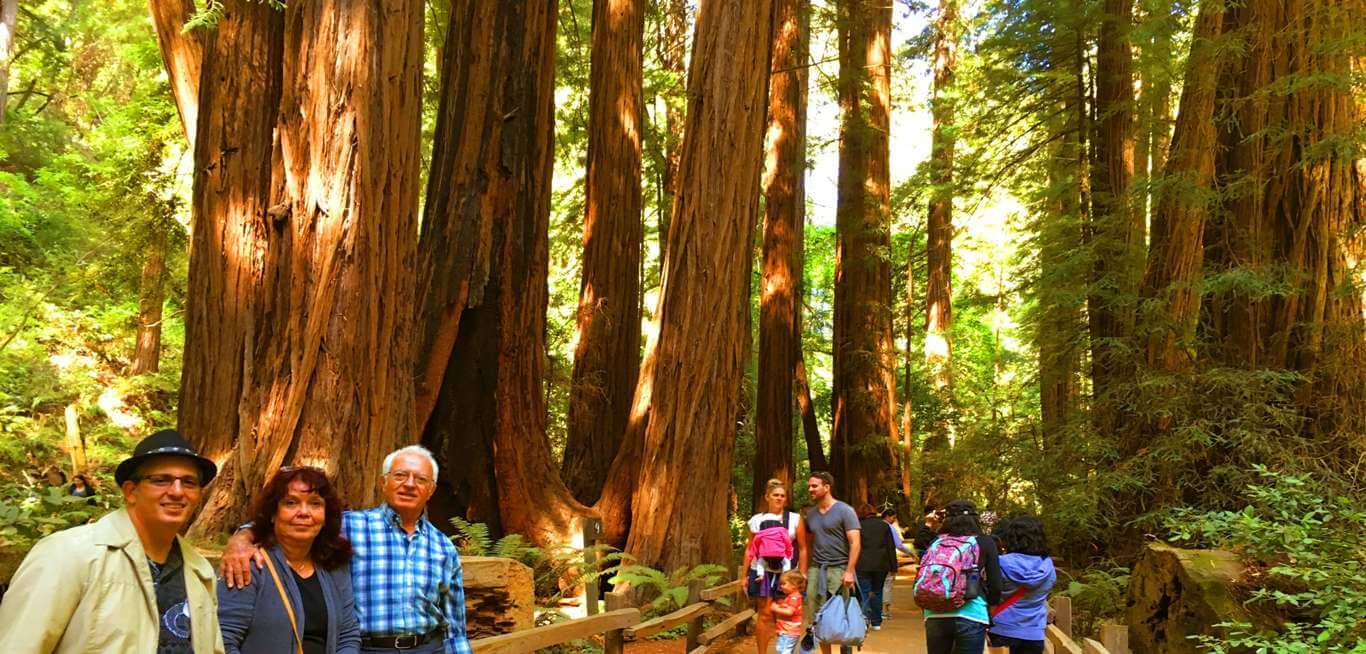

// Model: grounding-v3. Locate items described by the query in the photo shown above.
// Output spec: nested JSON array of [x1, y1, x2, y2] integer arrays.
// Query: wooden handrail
[[697, 608, 756, 645], [625, 602, 711, 640], [699, 578, 743, 601], [471, 608, 639, 653], [1046, 624, 1084, 654]]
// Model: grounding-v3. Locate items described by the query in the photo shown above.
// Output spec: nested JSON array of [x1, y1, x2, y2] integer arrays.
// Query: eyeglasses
[[386, 471, 434, 487], [136, 474, 202, 490]]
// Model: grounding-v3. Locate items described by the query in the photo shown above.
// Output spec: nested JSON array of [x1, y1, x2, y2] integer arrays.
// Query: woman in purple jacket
[[988, 516, 1057, 654]]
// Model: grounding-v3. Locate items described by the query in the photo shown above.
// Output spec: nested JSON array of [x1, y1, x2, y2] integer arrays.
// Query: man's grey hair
[[382, 445, 440, 483]]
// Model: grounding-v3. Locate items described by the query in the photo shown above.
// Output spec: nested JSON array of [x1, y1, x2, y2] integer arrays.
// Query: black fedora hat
[[115, 429, 218, 486]]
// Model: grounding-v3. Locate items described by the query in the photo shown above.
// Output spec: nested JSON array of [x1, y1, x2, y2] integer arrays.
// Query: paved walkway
[[712, 564, 927, 654]]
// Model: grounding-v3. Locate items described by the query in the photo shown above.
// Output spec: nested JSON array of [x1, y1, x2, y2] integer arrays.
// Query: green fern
[[448, 516, 494, 556], [183, 0, 287, 32]]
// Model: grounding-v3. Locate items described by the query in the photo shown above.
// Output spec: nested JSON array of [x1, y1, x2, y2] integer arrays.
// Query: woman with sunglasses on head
[[218, 467, 360, 654]]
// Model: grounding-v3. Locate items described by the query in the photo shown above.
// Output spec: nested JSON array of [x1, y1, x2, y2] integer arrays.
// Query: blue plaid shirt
[[342, 505, 472, 654]]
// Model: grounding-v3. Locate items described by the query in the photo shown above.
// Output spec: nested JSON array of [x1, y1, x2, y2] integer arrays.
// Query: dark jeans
[[989, 633, 1046, 654], [855, 571, 887, 626], [925, 617, 987, 654]]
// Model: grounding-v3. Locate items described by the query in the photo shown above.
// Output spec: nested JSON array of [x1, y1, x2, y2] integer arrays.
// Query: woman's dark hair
[[248, 467, 353, 570], [941, 499, 983, 536], [857, 503, 879, 518], [995, 515, 1049, 556], [880, 507, 898, 520], [72, 474, 92, 487]]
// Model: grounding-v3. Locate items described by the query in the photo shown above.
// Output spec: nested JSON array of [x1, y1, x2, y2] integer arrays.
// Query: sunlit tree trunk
[[754, 0, 808, 510], [921, 0, 958, 509], [1088, 0, 1140, 432], [562, 0, 645, 506], [620, 0, 774, 570], [655, 0, 689, 261], [132, 228, 168, 375], [147, 0, 204, 148], [0, 0, 18, 125], [419, 1, 594, 546], [179, 0, 284, 535], [184, 0, 423, 536]]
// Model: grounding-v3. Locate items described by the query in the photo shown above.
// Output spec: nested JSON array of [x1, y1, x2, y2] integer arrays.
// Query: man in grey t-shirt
[[799, 471, 861, 651]]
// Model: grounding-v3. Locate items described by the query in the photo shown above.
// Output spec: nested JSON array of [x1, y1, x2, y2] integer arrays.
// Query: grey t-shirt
[[805, 501, 861, 567]]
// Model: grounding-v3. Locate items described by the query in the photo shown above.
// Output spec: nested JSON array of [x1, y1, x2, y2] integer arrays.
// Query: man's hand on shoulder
[[219, 529, 266, 589]]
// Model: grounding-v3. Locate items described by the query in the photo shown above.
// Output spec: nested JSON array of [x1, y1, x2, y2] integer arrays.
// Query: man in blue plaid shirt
[[223, 446, 471, 654]]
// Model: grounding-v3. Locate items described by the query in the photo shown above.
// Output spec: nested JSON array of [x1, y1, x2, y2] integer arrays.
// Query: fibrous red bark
[[147, 0, 204, 148], [562, 0, 645, 506], [619, 0, 775, 570], [754, 0, 809, 510]]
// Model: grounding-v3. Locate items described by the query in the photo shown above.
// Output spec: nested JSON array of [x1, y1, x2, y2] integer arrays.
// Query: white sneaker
[[871, 625, 882, 631]]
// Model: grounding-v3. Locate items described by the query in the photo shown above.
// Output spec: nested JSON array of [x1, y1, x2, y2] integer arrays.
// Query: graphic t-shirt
[[774, 591, 804, 636], [148, 541, 193, 654]]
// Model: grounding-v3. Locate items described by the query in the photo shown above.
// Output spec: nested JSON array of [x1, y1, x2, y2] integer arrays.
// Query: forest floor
[[628, 568, 927, 654]]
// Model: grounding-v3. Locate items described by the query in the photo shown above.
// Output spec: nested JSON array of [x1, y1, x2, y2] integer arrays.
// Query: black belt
[[361, 628, 444, 650]]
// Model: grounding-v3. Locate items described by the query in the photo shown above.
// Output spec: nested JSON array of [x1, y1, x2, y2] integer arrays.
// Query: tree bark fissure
[[147, 0, 204, 148]]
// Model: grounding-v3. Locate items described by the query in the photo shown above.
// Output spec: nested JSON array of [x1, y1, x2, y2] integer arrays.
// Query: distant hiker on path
[[742, 478, 807, 654], [799, 471, 861, 654], [855, 503, 897, 630], [0, 429, 225, 653], [222, 445, 471, 654]]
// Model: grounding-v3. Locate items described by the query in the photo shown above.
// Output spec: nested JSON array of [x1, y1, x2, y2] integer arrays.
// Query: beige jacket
[[0, 508, 225, 654]]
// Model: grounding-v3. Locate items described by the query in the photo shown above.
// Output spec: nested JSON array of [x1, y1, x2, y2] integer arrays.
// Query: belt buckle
[[395, 633, 420, 649]]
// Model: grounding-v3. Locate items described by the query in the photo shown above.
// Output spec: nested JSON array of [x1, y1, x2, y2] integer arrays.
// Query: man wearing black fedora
[[0, 429, 227, 653]]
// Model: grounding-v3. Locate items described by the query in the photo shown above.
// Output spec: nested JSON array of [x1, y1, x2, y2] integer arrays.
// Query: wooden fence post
[[603, 589, 628, 654], [733, 563, 747, 636], [685, 579, 704, 651], [583, 517, 602, 616], [1053, 596, 1073, 639], [1100, 624, 1129, 654]]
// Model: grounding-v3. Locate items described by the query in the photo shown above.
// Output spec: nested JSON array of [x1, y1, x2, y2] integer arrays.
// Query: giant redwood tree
[[922, 0, 959, 507], [1088, 0, 1140, 428], [754, 0, 809, 509], [830, 0, 899, 508], [614, 0, 775, 570], [561, 0, 645, 506], [418, 1, 594, 547], [147, 0, 203, 148], [180, 0, 424, 536]]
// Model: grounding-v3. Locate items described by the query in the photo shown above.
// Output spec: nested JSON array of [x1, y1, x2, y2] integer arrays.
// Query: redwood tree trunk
[[562, 0, 645, 506], [147, 0, 204, 148], [621, 0, 774, 570], [131, 229, 168, 375], [1088, 0, 1140, 419], [1200, 0, 1365, 446], [420, 1, 593, 546], [921, 0, 958, 508], [754, 0, 808, 510], [178, 0, 284, 534], [655, 0, 689, 261], [183, 0, 424, 536]]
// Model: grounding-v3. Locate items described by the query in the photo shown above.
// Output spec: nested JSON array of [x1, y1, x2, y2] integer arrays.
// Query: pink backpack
[[747, 512, 794, 572], [913, 535, 980, 612]]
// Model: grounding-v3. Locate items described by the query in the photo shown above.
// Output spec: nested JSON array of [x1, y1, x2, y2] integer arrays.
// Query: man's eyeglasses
[[386, 471, 434, 488], [136, 474, 202, 490]]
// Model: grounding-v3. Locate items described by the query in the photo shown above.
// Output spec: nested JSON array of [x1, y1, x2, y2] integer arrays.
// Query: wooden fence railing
[[989, 596, 1131, 654], [471, 565, 753, 654]]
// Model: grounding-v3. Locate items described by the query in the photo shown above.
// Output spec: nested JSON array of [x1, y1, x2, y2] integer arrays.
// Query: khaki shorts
[[803, 565, 847, 624]]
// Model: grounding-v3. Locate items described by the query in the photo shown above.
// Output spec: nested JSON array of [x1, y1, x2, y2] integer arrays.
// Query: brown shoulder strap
[[262, 554, 305, 654]]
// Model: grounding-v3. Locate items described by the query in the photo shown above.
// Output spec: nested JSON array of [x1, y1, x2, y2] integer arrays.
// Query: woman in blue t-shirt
[[988, 516, 1056, 653]]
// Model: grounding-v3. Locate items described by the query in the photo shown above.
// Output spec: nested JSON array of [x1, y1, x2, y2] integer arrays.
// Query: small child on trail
[[770, 570, 806, 654]]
